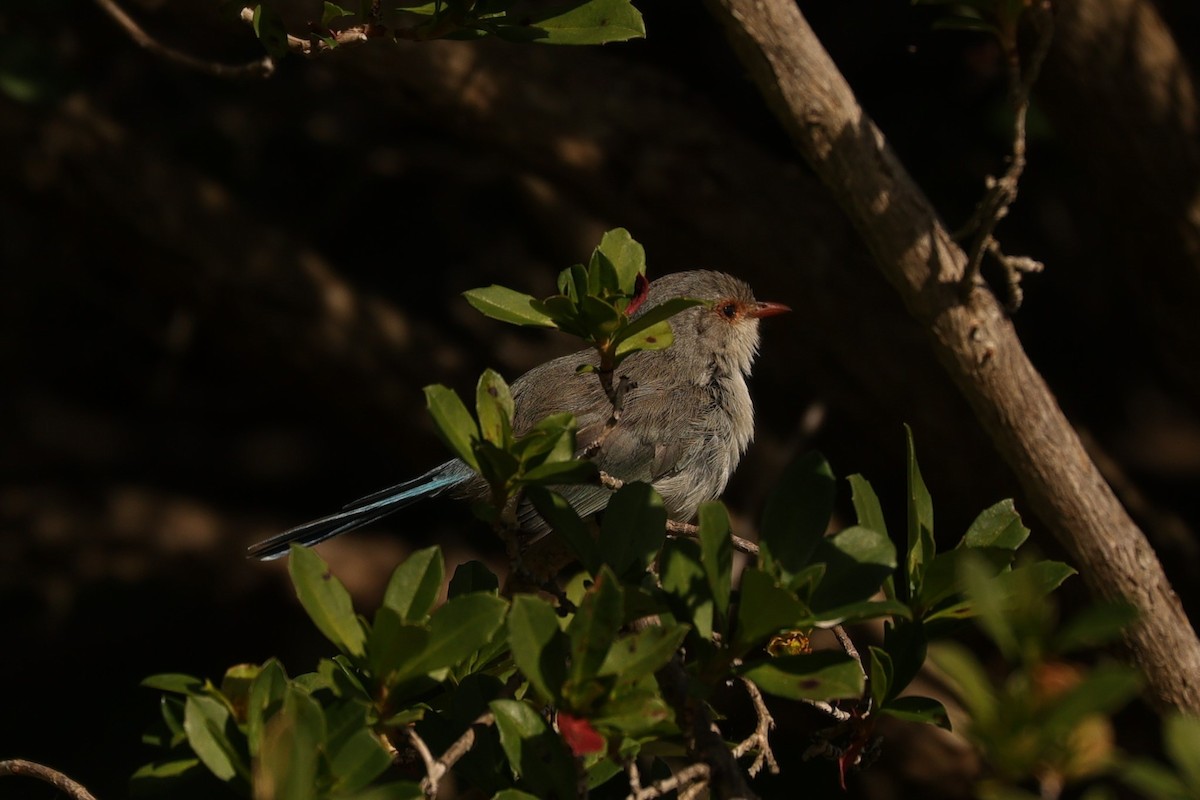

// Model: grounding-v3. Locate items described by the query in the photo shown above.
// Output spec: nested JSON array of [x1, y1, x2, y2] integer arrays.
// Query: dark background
[[3, 0, 1199, 797]]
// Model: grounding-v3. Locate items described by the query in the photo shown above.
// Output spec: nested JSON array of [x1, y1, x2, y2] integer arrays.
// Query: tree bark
[[705, 0, 1200, 712]]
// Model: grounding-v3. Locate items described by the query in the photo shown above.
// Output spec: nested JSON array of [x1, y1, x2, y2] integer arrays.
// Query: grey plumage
[[248, 270, 786, 560]]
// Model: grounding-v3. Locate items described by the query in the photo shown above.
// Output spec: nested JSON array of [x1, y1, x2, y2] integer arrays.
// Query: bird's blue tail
[[248, 462, 470, 560]]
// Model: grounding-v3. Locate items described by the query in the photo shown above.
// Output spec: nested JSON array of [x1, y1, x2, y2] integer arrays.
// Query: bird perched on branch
[[249, 270, 788, 560]]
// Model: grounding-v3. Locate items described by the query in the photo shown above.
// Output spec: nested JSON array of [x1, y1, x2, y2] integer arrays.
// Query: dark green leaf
[[616, 297, 705, 340], [382, 546, 445, 624], [508, 594, 569, 702], [408, 593, 509, 677], [598, 482, 665, 580], [881, 695, 951, 729], [526, 487, 599, 575], [519, 458, 598, 485], [329, 726, 392, 794], [962, 499, 1029, 550], [130, 758, 203, 784], [463, 285, 556, 327], [511, 412, 577, 467], [256, 688, 323, 800], [869, 646, 893, 711], [733, 568, 810, 653], [808, 525, 897, 612], [183, 694, 248, 782], [1117, 758, 1193, 800], [367, 608, 430, 685], [449, 560, 500, 598], [1054, 601, 1138, 654], [882, 619, 927, 701], [321, 1, 354, 28], [567, 567, 624, 688], [141, 673, 204, 695], [759, 451, 836, 582], [424, 384, 480, 471], [811, 599, 912, 626], [847, 473, 888, 537], [219, 664, 259, 712], [288, 545, 366, 659], [660, 538, 713, 639], [351, 783, 426, 800], [587, 249, 620, 296], [599, 624, 688, 683], [917, 546, 1012, 614], [740, 652, 864, 701], [516, 0, 645, 44], [251, 4, 290, 59], [579, 294, 624, 338], [476, 369, 514, 447], [489, 700, 576, 799], [698, 502, 733, 619], [491, 791, 543, 800], [904, 425, 936, 601], [1043, 663, 1141, 737]]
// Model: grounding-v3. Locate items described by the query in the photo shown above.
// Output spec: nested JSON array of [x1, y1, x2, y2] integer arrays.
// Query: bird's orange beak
[[748, 301, 791, 319]]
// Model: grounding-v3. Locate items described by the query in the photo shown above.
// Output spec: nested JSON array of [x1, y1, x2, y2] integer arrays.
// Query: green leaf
[[869, 646, 893, 711], [598, 624, 688, 683], [598, 482, 666, 580], [247, 659, 288, 757], [476, 369, 515, 447], [759, 451, 836, 582], [382, 545, 445, 624], [351, 783, 426, 800], [141, 673, 204, 695], [811, 598, 912, 626], [883, 619, 927, 701], [595, 227, 645, 291], [367, 608, 430, 685], [489, 700, 576, 799], [463, 285, 556, 327], [424, 384, 480, 471], [508, 594, 569, 702], [962, 499, 1029, 550], [904, 425, 936, 601], [449, 560, 500, 598], [1118, 758, 1194, 800], [567, 567, 624, 689], [698, 501, 733, 619], [491, 791, 543, 800], [256, 688, 323, 800], [519, 458, 598, 485], [130, 758, 203, 784], [251, 4, 290, 59], [495, 0, 646, 45], [1054, 601, 1138, 654], [407, 593, 509, 676], [184, 694, 248, 782], [733, 568, 810, 654], [881, 695, 951, 729], [616, 297, 705, 340], [288, 545, 367, 659], [1164, 713, 1200, 792], [928, 642, 996, 725], [321, 1, 354, 28], [848, 474, 888, 537], [329, 727, 392, 794], [808, 525, 897, 612], [1042, 663, 1142, 737], [917, 546, 1012, 614], [660, 538, 713, 639], [512, 412, 578, 467], [740, 652, 864, 702], [613, 320, 673, 360], [526, 487, 599, 574]]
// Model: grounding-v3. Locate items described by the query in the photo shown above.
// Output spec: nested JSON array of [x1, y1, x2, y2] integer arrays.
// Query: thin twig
[[408, 712, 497, 798], [957, 0, 1054, 304], [732, 678, 780, 777], [0, 760, 99, 800], [93, 0, 274, 77], [666, 517, 760, 557], [627, 761, 711, 800], [582, 375, 634, 459], [237, 7, 370, 57], [832, 624, 870, 709]]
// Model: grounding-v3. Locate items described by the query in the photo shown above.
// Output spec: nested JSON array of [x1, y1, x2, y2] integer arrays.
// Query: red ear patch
[[558, 711, 606, 756], [625, 273, 651, 317]]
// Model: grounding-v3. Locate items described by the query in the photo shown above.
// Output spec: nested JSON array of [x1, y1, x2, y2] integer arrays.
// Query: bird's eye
[[719, 302, 738, 319]]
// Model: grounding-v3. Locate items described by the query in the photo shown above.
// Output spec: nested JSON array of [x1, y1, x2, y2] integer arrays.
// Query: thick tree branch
[[704, 0, 1200, 713], [0, 760, 99, 800]]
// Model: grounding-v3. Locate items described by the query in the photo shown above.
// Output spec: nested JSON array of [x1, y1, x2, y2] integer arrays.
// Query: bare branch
[[627, 761, 710, 800], [406, 712, 496, 797], [93, 0, 274, 77], [0, 760, 99, 800], [732, 678, 780, 777], [705, 0, 1200, 714], [582, 375, 635, 459], [666, 517, 760, 557]]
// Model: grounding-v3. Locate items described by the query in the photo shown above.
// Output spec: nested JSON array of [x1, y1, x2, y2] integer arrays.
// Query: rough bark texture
[[705, 0, 1200, 712]]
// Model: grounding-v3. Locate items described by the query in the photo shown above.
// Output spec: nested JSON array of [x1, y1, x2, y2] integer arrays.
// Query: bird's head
[[636, 270, 790, 377]]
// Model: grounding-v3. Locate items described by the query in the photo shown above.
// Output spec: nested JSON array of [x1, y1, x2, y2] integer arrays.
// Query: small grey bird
[[249, 270, 788, 560]]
